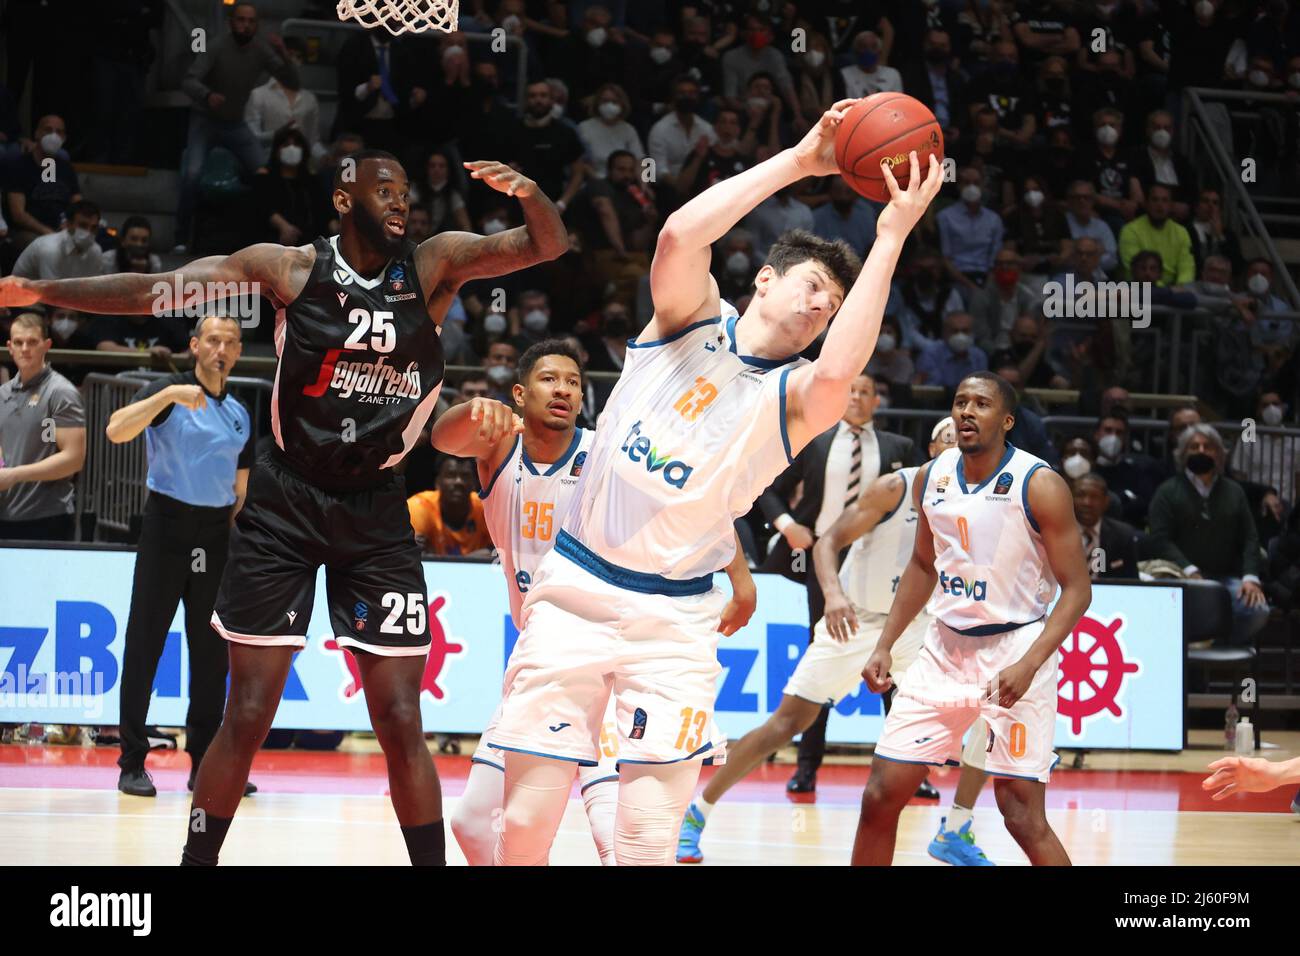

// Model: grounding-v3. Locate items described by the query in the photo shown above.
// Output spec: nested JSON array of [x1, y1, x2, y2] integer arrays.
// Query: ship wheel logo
[[1057, 615, 1140, 736]]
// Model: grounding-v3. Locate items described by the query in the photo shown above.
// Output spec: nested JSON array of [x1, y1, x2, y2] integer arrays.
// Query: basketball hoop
[[336, 0, 459, 35]]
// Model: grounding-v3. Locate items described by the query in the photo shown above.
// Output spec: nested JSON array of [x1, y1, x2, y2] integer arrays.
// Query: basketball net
[[336, 0, 459, 35]]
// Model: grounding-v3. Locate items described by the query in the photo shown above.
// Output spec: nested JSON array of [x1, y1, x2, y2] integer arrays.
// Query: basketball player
[[0, 151, 567, 866], [485, 98, 944, 866], [851, 372, 1092, 866], [676, 416, 993, 866], [434, 339, 755, 865]]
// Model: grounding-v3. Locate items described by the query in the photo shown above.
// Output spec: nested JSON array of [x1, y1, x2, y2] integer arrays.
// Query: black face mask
[[1186, 452, 1216, 475], [675, 96, 699, 113], [924, 48, 948, 65]]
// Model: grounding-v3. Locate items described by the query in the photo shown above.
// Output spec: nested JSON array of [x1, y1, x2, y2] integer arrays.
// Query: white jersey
[[840, 465, 921, 614], [566, 310, 805, 581], [481, 427, 596, 626], [921, 444, 1058, 632]]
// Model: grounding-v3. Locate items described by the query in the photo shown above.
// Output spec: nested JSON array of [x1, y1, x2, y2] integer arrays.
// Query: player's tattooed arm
[[0, 243, 315, 314], [814, 471, 904, 641], [416, 161, 567, 288]]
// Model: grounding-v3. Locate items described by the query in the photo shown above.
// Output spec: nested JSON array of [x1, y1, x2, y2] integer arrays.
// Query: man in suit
[[333, 29, 424, 154], [757, 371, 916, 792], [1072, 472, 1152, 581]]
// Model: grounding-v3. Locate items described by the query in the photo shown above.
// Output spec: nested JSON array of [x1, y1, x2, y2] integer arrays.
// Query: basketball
[[834, 93, 944, 203]]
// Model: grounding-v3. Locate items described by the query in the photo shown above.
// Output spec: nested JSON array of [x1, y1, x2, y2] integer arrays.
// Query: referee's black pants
[[795, 549, 832, 778], [118, 493, 232, 774]]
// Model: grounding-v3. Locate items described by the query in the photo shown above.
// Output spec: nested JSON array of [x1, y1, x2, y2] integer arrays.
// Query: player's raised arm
[[0, 243, 311, 315], [784, 153, 943, 451], [987, 466, 1092, 710], [429, 397, 523, 480], [645, 99, 862, 341], [418, 161, 567, 287], [815, 471, 905, 641]]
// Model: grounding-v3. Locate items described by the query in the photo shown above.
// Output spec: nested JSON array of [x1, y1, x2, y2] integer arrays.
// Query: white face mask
[[502, 14, 522, 33], [587, 27, 607, 47], [522, 308, 549, 332], [726, 251, 750, 275], [1096, 124, 1119, 146], [1195, 0, 1214, 17], [598, 101, 621, 121], [1150, 129, 1172, 149], [40, 132, 64, 154], [1249, 70, 1270, 87], [649, 46, 672, 65], [877, 333, 897, 352], [947, 332, 973, 352], [70, 228, 95, 252], [279, 144, 303, 167], [960, 184, 983, 204], [1247, 273, 1270, 295], [807, 50, 825, 69], [486, 363, 514, 386], [52, 317, 77, 340], [1024, 190, 1044, 208], [483, 218, 507, 235], [1062, 454, 1091, 479], [484, 312, 508, 334], [1261, 404, 1284, 425], [1098, 433, 1124, 460], [747, 96, 769, 113]]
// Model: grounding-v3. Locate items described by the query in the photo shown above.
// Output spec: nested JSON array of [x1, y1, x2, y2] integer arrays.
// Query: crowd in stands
[[2, 0, 1300, 640]]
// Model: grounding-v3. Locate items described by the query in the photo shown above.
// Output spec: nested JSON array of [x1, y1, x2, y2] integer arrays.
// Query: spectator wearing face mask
[[245, 37, 323, 168], [712, 229, 759, 306], [1059, 436, 1100, 482], [840, 31, 902, 99], [1119, 184, 1194, 285], [102, 216, 163, 275], [46, 309, 98, 384], [1187, 188, 1242, 273], [1092, 411, 1165, 526], [1230, 390, 1298, 510], [937, 167, 1004, 294], [902, 30, 967, 144], [556, 4, 628, 110], [1004, 174, 1070, 276], [864, 314, 914, 392], [965, 40, 1036, 158], [970, 249, 1043, 353], [1148, 423, 1270, 646], [1073, 107, 1142, 234], [13, 200, 104, 281], [4, 115, 81, 247], [679, 108, 758, 197], [578, 150, 658, 305], [893, 245, 964, 348], [516, 81, 587, 216], [915, 312, 987, 390], [1129, 110, 1194, 220], [480, 340, 520, 405], [411, 150, 472, 234], [1241, 259, 1293, 342], [990, 314, 1066, 390], [251, 126, 328, 246], [510, 289, 555, 352], [723, 16, 806, 128], [581, 303, 632, 376], [794, 33, 843, 122], [1061, 181, 1117, 273], [1168, 0, 1243, 93], [1030, 55, 1074, 145], [577, 84, 644, 180], [647, 76, 717, 191]]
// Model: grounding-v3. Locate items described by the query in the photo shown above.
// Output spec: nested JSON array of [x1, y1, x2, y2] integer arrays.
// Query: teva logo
[[939, 570, 987, 601], [620, 420, 695, 489]]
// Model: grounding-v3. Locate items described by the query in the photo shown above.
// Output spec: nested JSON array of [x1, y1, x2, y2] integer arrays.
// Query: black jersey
[[271, 235, 445, 488]]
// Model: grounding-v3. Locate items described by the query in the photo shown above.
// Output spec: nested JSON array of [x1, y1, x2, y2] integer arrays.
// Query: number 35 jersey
[[481, 427, 596, 627], [271, 235, 445, 486]]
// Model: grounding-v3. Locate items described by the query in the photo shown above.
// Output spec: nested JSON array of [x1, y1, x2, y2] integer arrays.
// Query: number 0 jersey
[[564, 309, 805, 582], [271, 235, 445, 487], [481, 427, 596, 627], [921, 443, 1058, 633]]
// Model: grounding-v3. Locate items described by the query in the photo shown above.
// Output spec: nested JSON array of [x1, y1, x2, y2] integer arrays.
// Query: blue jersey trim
[[555, 529, 713, 596], [521, 427, 584, 477], [627, 316, 721, 349], [726, 314, 801, 369], [470, 757, 505, 772], [484, 742, 599, 767], [778, 366, 795, 464], [479, 434, 520, 500], [1022, 461, 1046, 533], [616, 741, 714, 769], [946, 614, 1044, 637], [957, 442, 1017, 495], [579, 774, 619, 794]]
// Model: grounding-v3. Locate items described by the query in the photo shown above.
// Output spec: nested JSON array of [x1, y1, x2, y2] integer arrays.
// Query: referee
[[106, 314, 254, 797]]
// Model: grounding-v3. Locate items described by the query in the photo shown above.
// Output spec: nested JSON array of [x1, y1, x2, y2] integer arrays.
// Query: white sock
[[947, 804, 974, 833], [695, 795, 715, 820]]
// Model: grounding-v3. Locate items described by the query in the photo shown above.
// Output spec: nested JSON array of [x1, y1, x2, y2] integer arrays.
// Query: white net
[[336, 0, 459, 35]]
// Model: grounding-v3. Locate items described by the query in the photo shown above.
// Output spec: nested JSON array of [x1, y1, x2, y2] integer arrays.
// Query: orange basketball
[[834, 93, 944, 203]]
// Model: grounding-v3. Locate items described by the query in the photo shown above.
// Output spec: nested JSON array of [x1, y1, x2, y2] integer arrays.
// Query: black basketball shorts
[[211, 450, 431, 656]]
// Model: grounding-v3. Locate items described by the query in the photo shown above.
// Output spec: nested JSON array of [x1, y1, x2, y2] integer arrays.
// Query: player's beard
[[352, 203, 406, 259]]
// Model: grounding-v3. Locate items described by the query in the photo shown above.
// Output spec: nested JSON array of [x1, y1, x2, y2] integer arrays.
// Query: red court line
[[0, 744, 1291, 813]]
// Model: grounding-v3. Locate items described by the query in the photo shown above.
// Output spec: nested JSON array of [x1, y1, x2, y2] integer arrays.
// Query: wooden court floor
[[3, 732, 1298, 866]]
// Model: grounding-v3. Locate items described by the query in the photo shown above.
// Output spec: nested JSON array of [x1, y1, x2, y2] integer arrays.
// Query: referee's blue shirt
[[134, 372, 253, 507]]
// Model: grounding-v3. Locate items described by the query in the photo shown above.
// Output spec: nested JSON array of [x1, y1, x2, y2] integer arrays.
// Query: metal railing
[[77, 374, 152, 540], [1182, 87, 1300, 310]]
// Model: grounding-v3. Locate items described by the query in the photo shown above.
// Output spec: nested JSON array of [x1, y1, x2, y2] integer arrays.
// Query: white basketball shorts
[[782, 607, 929, 706]]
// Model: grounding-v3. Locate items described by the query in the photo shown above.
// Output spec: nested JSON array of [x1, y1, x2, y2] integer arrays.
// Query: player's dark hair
[[518, 338, 585, 385], [333, 149, 402, 191], [765, 229, 861, 299], [959, 371, 1018, 413]]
